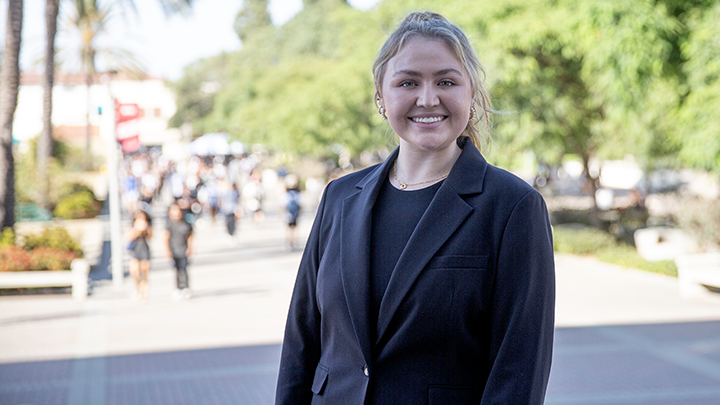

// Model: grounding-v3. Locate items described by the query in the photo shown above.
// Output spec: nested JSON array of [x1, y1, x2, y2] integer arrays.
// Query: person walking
[[125, 210, 152, 301], [164, 203, 194, 301], [242, 168, 265, 225], [219, 177, 241, 245], [280, 174, 302, 251], [276, 11, 555, 405]]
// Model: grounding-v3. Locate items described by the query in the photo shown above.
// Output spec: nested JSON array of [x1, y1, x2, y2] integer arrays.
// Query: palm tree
[[0, 0, 23, 231], [38, 0, 194, 178], [63, 0, 148, 169], [37, 0, 59, 209]]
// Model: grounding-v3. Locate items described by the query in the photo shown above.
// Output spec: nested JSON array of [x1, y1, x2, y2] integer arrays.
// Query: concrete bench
[[0, 259, 90, 300], [675, 252, 720, 298], [634, 227, 698, 262]]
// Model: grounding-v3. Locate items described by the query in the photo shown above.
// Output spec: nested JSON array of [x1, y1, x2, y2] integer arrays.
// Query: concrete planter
[[634, 227, 698, 262], [0, 259, 90, 300], [675, 252, 720, 299]]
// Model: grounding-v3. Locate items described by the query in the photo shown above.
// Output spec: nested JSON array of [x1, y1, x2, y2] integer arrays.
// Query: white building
[[15, 71, 186, 159]]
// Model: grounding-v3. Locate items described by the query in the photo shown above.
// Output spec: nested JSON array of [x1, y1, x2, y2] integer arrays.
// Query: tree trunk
[[582, 155, 601, 229], [37, 0, 59, 210], [0, 0, 23, 231]]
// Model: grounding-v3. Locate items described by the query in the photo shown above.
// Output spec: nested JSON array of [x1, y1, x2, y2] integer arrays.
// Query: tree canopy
[[169, 0, 720, 173]]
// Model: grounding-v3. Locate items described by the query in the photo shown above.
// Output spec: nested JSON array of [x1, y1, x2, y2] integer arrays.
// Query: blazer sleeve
[[481, 190, 556, 405], [275, 184, 330, 405]]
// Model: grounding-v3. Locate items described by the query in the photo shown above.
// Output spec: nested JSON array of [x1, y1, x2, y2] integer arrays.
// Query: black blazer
[[276, 142, 555, 405]]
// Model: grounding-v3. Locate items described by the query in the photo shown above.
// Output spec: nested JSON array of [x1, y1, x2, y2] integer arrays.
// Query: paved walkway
[[1, 210, 720, 404]]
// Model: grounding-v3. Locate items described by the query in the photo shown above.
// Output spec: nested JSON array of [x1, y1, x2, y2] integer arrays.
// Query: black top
[[370, 177, 443, 341], [167, 219, 193, 257]]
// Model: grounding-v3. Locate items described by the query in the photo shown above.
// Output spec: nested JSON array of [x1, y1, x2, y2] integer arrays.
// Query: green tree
[[170, 0, 719, 184], [463, 0, 681, 225], [168, 53, 234, 134], [173, 0, 387, 159], [673, 2, 720, 172], [234, 0, 272, 42]]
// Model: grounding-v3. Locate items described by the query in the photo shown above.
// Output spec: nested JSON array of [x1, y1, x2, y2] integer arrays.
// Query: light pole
[[99, 74, 124, 289]]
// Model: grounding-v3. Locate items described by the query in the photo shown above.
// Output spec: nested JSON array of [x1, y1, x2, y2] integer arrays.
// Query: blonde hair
[[373, 11, 493, 151]]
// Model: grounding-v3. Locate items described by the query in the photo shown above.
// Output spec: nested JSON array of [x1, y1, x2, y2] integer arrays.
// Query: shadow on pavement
[[89, 241, 112, 282], [546, 319, 720, 405], [0, 344, 281, 405], [2, 320, 720, 404]]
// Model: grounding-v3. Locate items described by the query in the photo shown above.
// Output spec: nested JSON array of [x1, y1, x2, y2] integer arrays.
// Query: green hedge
[[553, 224, 677, 277], [0, 226, 83, 271], [53, 190, 102, 219], [23, 227, 83, 257], [0, 246, 78, 272]]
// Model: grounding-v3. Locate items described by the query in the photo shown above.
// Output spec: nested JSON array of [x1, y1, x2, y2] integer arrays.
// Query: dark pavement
[[2, 212, 720, 404]]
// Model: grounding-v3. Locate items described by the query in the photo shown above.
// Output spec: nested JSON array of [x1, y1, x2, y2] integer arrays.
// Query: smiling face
[[378, 37, 474, 154]]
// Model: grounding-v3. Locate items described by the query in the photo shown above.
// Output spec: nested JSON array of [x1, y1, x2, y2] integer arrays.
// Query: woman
[[280, 174, 302, 251], [126, 210, 153, 300], [276, 11, 555, 405]]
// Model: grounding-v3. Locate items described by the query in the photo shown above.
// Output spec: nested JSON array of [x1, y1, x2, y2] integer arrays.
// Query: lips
[[410, 116, 446, 124]]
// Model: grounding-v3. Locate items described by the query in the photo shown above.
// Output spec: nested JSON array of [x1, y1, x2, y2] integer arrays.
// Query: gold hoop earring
[[469, 105, 477, 122]]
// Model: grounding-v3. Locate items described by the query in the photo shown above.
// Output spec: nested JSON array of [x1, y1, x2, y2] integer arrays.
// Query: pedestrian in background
[[219, 177, 242, 245], [126, 210, 152, 301], [276, 11, 555, 405], [165, 203, 194, 302], [280, 174, 302, 251], [242, 168, 265, 225]]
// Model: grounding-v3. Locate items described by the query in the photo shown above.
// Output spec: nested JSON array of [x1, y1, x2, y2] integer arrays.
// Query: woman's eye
[[438, 80, 455, 86], [399, 81, 416, 88]]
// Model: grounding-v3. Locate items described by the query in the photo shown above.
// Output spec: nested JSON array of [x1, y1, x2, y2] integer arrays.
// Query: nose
[[416, 84, 439, 108]]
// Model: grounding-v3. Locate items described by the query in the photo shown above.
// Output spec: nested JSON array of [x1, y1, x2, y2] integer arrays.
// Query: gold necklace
[[393, 160, 449, 190]]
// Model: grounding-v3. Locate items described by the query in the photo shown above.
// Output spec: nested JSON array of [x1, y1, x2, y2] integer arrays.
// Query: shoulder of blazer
[[455, 142, 541, 205], [324, 148, 399, 199], [324, 164, 381, 204], [483, 162, 539, 201]]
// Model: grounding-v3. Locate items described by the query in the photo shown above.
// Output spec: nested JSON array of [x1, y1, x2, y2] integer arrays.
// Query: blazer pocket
[[311, 363, 329, 395], [427, 255, 489, 270], [428, 385, 483, 404]]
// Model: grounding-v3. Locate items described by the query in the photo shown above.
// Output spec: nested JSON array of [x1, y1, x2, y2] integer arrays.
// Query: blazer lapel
[[375, 143, 486, 343], [340, 149, 398, 366]]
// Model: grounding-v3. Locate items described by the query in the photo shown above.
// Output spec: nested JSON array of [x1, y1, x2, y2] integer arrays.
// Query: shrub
[[23, 227, 83, 257], [596, 244, 678, 277], [53, 190, 101, 219], [0, 246, 32, 272], [57, 182, 95, 201], [553, 224, 617, 254], [0, 227, 16, 247], [553, 224, 678, 277], [672, 196, 720, 252], [28, 247, 79, 271]]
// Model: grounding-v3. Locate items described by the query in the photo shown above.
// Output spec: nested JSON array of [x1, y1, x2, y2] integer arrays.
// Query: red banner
[[115, 101, 141, 153]]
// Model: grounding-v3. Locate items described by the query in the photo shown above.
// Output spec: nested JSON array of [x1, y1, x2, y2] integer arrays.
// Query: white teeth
[[412, 116, 444, 124]]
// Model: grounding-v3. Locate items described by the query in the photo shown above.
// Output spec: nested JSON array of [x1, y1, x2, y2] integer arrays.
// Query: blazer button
[[363, 364, 369, 377]]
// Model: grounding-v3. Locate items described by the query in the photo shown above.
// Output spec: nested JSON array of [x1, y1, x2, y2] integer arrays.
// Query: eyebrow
[[392, 68, 463, 77]]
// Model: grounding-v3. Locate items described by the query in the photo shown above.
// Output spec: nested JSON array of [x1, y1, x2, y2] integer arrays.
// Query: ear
[[374, 83, 382, 105]]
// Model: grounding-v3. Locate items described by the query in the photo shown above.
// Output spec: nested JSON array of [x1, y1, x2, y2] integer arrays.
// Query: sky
[[2, 0, 381, 81]]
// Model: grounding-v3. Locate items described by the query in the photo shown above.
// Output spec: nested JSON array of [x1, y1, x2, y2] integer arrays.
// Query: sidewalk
[[550, 255, 720, 404], [1, 211, 720, 404]]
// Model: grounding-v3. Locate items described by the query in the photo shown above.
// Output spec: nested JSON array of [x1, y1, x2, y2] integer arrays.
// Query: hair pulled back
[[373, 11, 493, 151]]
